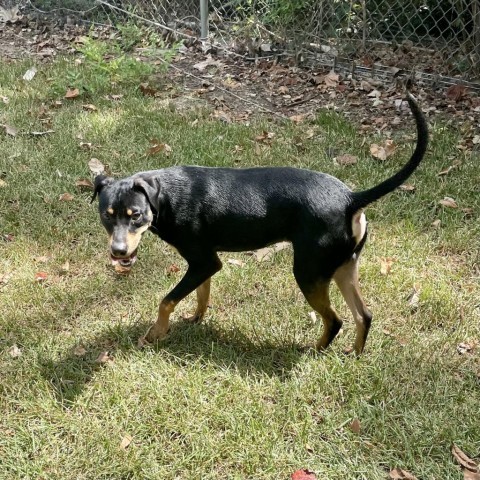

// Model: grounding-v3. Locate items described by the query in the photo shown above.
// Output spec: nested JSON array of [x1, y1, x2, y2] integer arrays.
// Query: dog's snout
[[111, 243, 128, 257]]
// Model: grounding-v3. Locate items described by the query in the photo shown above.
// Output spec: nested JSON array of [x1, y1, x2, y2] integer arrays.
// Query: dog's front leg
[[141, 254, 222, 345]]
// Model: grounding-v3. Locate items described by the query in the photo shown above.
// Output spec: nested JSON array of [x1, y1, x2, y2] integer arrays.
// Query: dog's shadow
[[40, 319, 307, 407]]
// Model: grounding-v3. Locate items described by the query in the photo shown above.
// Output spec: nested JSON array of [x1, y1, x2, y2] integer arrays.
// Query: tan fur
[[126, 208, 133, 216], [125, 223, 150, 255], [107, 207, 114, 215], [352, 210, 367, 245]]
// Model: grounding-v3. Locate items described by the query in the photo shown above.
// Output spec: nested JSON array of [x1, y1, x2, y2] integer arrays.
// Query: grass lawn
[[0, 48, 479, 479]]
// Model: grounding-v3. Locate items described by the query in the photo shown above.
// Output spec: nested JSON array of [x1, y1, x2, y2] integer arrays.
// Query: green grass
[[1, 53, 479, 480]]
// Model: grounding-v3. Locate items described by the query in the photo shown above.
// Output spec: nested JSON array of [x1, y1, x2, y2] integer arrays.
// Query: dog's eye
[[131, 212, 142, 222]]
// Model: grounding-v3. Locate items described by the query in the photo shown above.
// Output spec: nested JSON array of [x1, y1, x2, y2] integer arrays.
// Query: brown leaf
[[148, 140, 172, 156], [406, 285, 420, 310], [193, 55, 223, 71], [446, 84, 468, 102], [399, 184, 415, 192], [335, 154, 358, 166], [370, 143, 387, 161], [431, 219, 441, 228], [0, 179, 7, 187], [139, 83, 158, 96], [8, 344, 22, 358], [88, 158, 105, 176], [59, 193, 74, 202], [439, 197, 458, 208], [289, 114, 305, 123], [120, 434, 133, 450], [73, 345, 87, 356], [34, 271, 48, 282], [4, 124, 18, 136], [95, 351, 113, 364], [438, 165, 455, 176], [82, 104, 97, 111], [350, 418, 361, 434], [166, 264, 180, 274], [35, 255, 51, 263], [324, 70, 339, 87], [464, 471, 480, 480], [291, 469, 317, 480], [75, 178, 94, 190], [457, 342, 474, 355], [380, 257, 394, 275], [79, 142, 93, 150], [255, 131, 275, 143], [227, 258, 245, 267], [253, 241, 290, 262], [65, 88, 80, 99], [388, 467, 418, 480], [452, 444, 479, 472]]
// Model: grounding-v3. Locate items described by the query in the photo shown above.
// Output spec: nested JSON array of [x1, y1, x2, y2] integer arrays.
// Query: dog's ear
[[91, 175, 113, 203], [133, 177, 160, 212]]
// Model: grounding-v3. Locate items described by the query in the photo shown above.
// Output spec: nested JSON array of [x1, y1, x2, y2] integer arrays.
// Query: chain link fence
[[25, 0, 480, 84]]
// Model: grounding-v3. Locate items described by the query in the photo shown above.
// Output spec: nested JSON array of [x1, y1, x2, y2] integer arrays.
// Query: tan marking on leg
[[333, 259, 372, 355], [304, 282, 343, 351], [143, 299, 176, 343], [184, 278, 211, 323], [126, 208, 133, 216], [352, 210, 367, 244], [107, 207, 114, 215]]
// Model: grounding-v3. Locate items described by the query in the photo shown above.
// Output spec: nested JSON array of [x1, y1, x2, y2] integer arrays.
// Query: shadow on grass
[[40, 317, 306, 407]]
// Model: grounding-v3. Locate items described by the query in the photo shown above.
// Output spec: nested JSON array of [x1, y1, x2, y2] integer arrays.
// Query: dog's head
[[92, 175, 157, 273]]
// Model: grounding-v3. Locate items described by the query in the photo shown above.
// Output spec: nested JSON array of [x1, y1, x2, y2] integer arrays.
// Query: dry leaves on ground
[[380, 257, 395, 275], [335, 154, 358, 166], [8, 344, 22, 358], [88, 158, 105, 176], [452, 444, 479, 473], [439, 196, 458, 208], [252, 241, 290, 262], [388, 467, 418, 480], [291, 469, 317, 480], [370, 139, 396, 161], [65, 88, 80, 99]]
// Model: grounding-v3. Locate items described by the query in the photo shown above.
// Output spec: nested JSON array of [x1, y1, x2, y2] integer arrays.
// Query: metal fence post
[[200, 0, 208, 39]]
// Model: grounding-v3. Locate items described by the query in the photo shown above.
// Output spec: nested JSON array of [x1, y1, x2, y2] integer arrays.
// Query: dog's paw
[[181, 312, 204, 324]]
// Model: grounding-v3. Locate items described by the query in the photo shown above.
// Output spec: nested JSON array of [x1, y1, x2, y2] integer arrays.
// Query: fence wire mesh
[[26, 0, 480, 83]]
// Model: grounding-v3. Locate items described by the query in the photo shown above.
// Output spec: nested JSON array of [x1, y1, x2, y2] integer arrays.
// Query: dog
[[92, 92, 428, 354]]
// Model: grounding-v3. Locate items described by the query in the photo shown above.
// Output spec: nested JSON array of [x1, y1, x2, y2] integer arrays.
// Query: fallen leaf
[[73, 345, 87, 356], [23, 67, 37, 81], [75, 178, 94, 190], [446, 84, 468, 102], [350, 418, 361, 434], [82, 104, 97, 111], [335, 154, 358, 166], [399, 183, 415, 192], [139, 83, 158, 96], [289, 114, 305, 123], [253, 241, 290, 261], [120, 434, 133, 450], [370, 140, 396, 161], [148, 140, 172, 156], [227, 258, 245, 267], [406, 286, 420, 310], [308, 311, 317, 323], [3, 124, 18, 136], [464, 471, 480, 480], [193, 55, 223, 71], [88, 158, 105, 176], [1, 95, 9, 104], [34, 271, 48, 282], [65, 88, 80, 99], [255, 131, 275, 143], [35, 255, 51, 263], [388, 467, 418, 480], [8, 344, 22, 358], [324, 70, 339, 87], [0, 179, 7, 187], [439, 197, 458, 208], [166, 264, 180, 274], [457, 343, 474, 355], [95, 351, 113, 364], [291, 469, 317, 480], [431, 219, 441, 228], [452, 445, 478, 472], [438, 165, 455, 176], [380, 257, 394, 275], [59, 193, 74, 202], [0, 5, 21, 22]]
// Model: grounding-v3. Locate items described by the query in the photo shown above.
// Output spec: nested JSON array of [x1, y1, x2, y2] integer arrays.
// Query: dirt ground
[[1, 13, 480, 148]]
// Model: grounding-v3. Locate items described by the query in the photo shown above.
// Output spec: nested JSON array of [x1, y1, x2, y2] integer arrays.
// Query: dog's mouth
[[110, 249, 138, 269]]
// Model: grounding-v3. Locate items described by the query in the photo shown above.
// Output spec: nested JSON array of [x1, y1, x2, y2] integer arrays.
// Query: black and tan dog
[[92, 92, 428, 354]]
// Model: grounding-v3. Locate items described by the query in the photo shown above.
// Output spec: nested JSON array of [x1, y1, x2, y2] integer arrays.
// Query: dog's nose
[[111, 244, 128, 257]]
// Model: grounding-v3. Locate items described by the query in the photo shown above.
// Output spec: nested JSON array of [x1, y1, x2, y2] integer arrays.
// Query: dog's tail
[[348, 92, 428, 213]]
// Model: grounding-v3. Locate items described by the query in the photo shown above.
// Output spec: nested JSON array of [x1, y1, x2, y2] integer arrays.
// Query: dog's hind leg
[[143, 254, 222, 344], [333, 258, 372, 355], [183, 278, 211, 323], [293, 246, 343, 351]]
